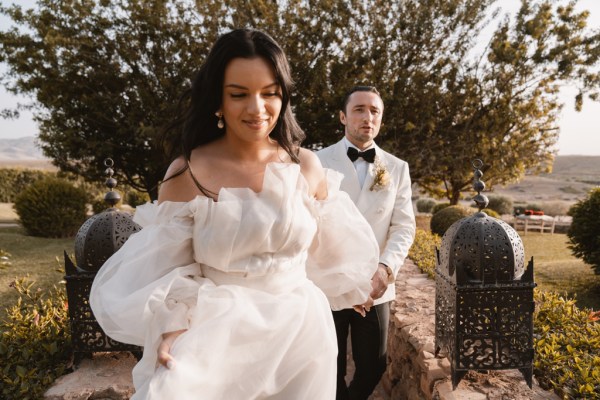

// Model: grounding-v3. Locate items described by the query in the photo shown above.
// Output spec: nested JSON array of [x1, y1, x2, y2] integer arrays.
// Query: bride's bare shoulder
[[158, 157, 196, 203], [298, 148, 327, 200]]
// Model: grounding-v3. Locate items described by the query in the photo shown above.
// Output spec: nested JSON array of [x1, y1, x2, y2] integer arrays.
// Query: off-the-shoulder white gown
[[90, 163, 379, 400]]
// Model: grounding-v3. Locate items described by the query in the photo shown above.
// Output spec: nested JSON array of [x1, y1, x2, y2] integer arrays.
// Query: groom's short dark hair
[[342, 86, 381, 113]]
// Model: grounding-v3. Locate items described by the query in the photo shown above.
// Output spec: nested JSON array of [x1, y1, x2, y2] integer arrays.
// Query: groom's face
[[340, 91, 384, 150]]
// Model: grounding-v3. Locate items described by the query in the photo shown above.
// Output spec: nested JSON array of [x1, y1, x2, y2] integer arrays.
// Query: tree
[[202, 0, 600, 204], [0, 0, 221, 199], [1, 0, 598, 202], [567, 188, 600, 275], [398, 1, 600, 203]]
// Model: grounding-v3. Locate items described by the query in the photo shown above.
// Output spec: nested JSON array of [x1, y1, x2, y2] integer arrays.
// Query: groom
[[317, 86, 416, 400]]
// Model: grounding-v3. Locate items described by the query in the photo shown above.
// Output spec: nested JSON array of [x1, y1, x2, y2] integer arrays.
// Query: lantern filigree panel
[[65, 253, 141, 362], [457, 288, 534, 372]]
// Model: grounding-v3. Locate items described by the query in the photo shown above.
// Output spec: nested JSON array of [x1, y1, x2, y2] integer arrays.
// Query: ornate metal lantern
[[64, 159, 142, 362], [434, 160, 535, 389]]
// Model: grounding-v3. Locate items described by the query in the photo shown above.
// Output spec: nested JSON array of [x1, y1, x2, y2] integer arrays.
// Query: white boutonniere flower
[[370, 156, 390, 191]]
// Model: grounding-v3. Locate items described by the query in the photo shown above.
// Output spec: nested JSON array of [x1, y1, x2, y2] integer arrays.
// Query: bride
[[90, 28, 379, 399]]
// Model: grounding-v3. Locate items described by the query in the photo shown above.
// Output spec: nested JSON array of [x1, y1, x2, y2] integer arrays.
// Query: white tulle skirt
[[133, 267, 337, 400]]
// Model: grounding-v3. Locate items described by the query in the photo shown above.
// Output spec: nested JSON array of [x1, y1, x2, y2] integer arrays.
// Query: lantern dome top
[[435, 159, 531, 285], [73, 158, 141, 272], [437, 211, 526, 284]]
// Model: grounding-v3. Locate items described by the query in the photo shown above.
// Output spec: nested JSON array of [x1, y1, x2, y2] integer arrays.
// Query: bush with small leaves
[[408, 229, 441, 278], [126, 190, 150, 208], [567, 188, 600, 275], [431, 202, 451, 214], [0, 278, 72, 400], [14, 177, 89, 238], [430, 205, 471, 236], [533, 289, 600, 398], [416, 198, 437, 213], [486, 194, 513, 215]]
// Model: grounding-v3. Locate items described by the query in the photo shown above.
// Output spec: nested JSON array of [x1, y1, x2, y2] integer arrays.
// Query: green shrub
[[534, 290, 600, 399], [430, 205, 471, 236], [125, 189, 150, 208], [567, 188, 600, 274], [486, 194, 513, 215], [415, 198, 437, 214], [431, 202, 451, 214], [14, 177, 89, 238], [0, 168, 53, 203], [0, 278, 72, 400], [408, 229, 441, 278]]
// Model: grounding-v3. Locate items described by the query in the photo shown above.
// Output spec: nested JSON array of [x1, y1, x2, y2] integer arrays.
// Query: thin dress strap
[[186, 159, 217, 199]]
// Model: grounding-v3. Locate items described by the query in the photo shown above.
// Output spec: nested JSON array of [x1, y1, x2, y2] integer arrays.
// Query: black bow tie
[[347, 147, 376, 163]]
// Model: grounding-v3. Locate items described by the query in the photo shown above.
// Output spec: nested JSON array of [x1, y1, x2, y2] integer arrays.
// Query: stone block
[[434, 380, 456, 400], [44, 352, 136, 400], [438, 357, 451, 374], [422, 350, 434, 359]]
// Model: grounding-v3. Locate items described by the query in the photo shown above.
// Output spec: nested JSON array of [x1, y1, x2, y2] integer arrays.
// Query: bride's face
[[220, 57, 282, 143]]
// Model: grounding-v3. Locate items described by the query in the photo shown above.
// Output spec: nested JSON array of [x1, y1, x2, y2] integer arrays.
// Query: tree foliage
[[1, 0, 599, 201], [567, 188, 600, 274]]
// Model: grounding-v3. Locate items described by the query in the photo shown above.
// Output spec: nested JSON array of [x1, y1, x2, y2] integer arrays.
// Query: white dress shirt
[[343, 137, 375, 188]]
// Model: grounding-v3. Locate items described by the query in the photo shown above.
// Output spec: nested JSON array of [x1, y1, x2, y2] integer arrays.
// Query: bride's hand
[[157, 329, 187, 369], [353, 296, 374, 317]]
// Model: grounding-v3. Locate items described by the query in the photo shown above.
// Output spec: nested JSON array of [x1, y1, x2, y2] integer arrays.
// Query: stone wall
[[382, 260, 559, 400]]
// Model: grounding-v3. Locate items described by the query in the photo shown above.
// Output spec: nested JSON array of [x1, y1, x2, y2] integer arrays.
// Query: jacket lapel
[[329, 140, 361, 202]]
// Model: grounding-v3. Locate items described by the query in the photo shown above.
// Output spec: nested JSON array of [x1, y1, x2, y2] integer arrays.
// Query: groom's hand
[[370, 264, 390, 300]]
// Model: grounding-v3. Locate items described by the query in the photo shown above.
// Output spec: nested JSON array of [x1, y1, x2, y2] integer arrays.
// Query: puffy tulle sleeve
[[89, 201, 212, 349], [305, 169, 379, 311]]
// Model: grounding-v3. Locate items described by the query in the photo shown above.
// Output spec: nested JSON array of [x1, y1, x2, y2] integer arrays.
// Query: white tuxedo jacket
[[317, 139, 416, 306]]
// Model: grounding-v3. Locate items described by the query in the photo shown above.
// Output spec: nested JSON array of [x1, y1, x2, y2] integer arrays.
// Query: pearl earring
[[215, 112, 224, 129]]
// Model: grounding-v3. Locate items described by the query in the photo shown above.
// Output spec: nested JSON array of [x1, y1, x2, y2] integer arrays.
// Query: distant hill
[[0, 136, 46, 160], [493, 155, 600, 203], [0, 136, 54, 169], [545, 155, 600, 182]]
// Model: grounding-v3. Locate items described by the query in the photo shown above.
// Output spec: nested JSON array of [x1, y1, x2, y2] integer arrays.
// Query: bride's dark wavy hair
[[164, 29, 304, 169]]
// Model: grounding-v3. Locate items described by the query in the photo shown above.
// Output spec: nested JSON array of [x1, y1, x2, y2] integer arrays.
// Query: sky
[[0, 0, 599, 155]]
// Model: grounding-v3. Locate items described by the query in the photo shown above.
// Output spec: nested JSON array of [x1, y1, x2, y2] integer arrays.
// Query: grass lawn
[[0, 225, 74, 320], [522, 232, 600, 310]]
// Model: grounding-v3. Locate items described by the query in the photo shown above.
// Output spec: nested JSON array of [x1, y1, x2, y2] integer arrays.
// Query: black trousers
[[333, 302, 390, 400]]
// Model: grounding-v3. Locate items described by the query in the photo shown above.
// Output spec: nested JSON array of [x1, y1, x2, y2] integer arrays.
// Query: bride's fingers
[[353, 305, 366, 317], [157, 341, 175, 369]]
